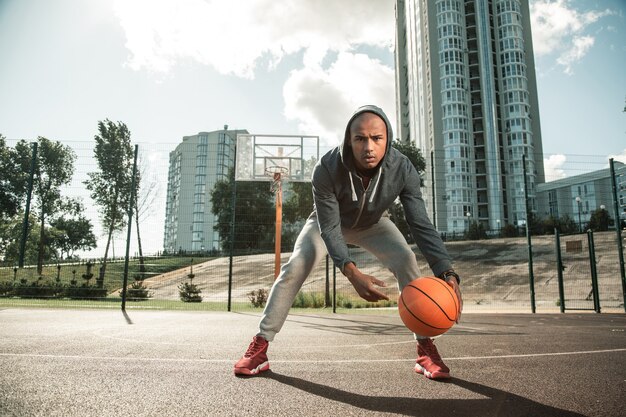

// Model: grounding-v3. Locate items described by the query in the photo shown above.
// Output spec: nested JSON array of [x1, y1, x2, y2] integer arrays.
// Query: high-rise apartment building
[[163, 127, 246, 253], [395, 0, 545, 234]]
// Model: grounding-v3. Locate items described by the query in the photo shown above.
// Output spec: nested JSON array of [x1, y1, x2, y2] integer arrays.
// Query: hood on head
[[340, 105, 393, 169]]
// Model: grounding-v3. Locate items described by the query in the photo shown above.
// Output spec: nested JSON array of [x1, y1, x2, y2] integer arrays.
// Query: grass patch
[[0, 256, 214, 294], [0, 296, 253, 311], [290, 291, 398, 309]]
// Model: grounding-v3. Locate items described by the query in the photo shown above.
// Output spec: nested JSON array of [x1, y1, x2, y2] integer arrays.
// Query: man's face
[[349, 112, 387, 171]]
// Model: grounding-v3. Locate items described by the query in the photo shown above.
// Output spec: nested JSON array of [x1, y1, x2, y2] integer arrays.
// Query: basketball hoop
[[235, 134, 319, 280], [265, 165, 289, 193]]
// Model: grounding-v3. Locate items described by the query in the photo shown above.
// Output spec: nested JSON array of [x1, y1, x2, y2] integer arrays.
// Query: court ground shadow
[[261, 371, 585, 417], [236, 312, 525, 337]]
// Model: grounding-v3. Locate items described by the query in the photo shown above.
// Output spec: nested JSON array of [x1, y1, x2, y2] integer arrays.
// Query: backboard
[[235, 134, 320, 182]]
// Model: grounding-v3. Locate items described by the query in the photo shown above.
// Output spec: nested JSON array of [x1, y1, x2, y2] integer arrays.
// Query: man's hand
[[342, 263, 389, 302], [445, 275, 463, 323]]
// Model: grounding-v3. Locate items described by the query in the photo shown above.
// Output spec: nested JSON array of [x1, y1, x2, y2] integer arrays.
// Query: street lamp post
[[496, 219, 501, 237], [575, 196, 582, 233], [466, 212, 471, 237]]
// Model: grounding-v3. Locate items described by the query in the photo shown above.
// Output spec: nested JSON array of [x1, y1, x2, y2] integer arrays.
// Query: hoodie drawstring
[[349, 169, 382, 203], [349, 172, 358, 201], [368, 168, 382, 203]]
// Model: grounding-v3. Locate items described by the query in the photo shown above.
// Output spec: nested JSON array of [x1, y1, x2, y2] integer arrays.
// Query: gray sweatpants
[[257, 214, 422, 341]]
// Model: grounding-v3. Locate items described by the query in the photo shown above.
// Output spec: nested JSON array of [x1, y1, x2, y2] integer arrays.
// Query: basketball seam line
[[405, 283, 456, 323], [400, 291, 451, 331], [425, 277, 459, 316]]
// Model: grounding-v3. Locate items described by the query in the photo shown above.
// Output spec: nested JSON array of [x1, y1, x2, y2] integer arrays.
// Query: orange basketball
[[398, 276, 459, 337]]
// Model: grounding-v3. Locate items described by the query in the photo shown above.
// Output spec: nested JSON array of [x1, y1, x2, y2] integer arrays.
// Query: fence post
[[121, 144, 138, 312], [227, 178, 237, 312], [555, 229, 565, 313], [19, 142, 37, 268], [325, 255, 331, 307], [431, 151, 436, 229], [609, 158, 626, 312], [587, 230, 600, 313], [332, 264, 337, 314]]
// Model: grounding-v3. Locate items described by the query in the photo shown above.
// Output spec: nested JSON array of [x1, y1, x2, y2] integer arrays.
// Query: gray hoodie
[[311, 105, 452, 276]]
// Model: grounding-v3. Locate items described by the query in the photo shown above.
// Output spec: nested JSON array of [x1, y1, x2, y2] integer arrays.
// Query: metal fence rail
[[1, 230, 624, 312]]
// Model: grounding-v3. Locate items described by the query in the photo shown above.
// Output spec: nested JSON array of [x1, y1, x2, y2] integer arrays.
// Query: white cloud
[[113, 0, 394, 78], [113, 0, 396, 144], [283, 52, 396, 146], [556, 35, 594, 74], [544, 154, 568, 181], [530, 0, 613, 74]]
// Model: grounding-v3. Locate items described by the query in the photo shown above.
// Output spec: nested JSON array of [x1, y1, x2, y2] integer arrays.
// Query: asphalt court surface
[[0, 308, 625, 417]]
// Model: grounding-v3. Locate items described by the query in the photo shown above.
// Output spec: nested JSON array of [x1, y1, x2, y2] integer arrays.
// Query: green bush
[[248, 288, 269, 308], [178, 282, 202, 302], [465, 220, 488, 240], [123, 281, 153, 301], [502, 223, 520, 238], [0, 281, 13, 296], [0, 279, 108, 299], [12, 279, 64, 299], [292, 291, 326, 308], [64, 284, 108, 300]]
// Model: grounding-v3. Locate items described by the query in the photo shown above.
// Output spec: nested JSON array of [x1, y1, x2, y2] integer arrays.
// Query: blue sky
[[0, 0, 624, 256]]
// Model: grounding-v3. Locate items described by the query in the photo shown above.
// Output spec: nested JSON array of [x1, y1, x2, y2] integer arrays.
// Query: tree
[[0, 136, 30, 221], [133, 153, 160, 276], [31, 137, 76, 274], [465, 220, 487, 240], [392, 139, 426, 175], [283, 182, 314, 224], [49, 214, 97, 259], [211, 168, 274, 252], [528, 212, 544, 236], [84, 120, 134, 287], [0, 137, 31, 260], [587, 208, 611, 232], [282, 181, 315, 250], [554, 214, 577, 235], [502, 223, 520, 238], [1, 214, 57, 266]]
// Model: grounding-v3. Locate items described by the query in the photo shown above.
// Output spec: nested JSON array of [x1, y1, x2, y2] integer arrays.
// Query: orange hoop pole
[[274, 173, 282, 279]]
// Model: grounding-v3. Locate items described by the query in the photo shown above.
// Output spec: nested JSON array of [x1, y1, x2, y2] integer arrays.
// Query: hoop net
[[265, 166, 289, 193]]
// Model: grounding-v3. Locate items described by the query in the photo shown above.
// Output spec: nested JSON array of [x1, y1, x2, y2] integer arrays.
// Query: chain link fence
[[1, 139, 624, 312]]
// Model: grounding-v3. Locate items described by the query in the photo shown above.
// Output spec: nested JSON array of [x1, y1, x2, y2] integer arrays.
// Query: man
[[234, 105, 462, 380]]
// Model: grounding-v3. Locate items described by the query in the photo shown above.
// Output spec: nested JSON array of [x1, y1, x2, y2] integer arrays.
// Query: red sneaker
[[234, 336, 270, 376], [415, 338, 450, 380]]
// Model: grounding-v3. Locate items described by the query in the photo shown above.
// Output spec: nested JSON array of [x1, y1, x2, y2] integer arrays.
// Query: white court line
[[88, 324, 489, 348], [90, 329, 419, 347], [1, 348, 624, 364]]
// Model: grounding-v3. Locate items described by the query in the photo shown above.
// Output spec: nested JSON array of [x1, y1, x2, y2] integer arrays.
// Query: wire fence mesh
[[0, 138, 624, 312]]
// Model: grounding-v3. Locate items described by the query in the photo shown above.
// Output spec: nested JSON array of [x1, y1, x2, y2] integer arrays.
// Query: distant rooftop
[[538, 161, 625, 191]]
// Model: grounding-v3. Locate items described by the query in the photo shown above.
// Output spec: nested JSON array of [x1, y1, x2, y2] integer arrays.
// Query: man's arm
[[399, 161, 453, 276], [399, 159, 463, 319], [311, 163, 353, 270]]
